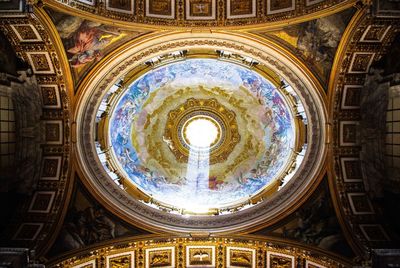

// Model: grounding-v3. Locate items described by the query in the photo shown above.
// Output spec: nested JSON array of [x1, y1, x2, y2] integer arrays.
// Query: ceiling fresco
[[44, 7, 149, 87], [102, 58, 301, 214], [254, 8, 356, 87]]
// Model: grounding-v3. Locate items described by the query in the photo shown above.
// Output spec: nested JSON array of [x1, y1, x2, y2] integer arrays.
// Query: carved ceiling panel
[[330, 8, 400, 254], [0, 14, 72, 256], [43, 0, 354, 28], [48, 235, 352, 267]]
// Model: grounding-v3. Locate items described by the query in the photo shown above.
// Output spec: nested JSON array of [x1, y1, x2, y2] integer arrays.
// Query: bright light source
[[185, 118, 218, 148]]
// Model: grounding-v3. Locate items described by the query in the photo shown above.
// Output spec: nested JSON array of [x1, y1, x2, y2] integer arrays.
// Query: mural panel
[[44, 8, 146, 87], [259, 8, 355, 87]]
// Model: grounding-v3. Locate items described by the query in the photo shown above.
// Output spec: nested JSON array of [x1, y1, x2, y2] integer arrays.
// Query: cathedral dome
[[104, 58, 299, 214], [75, 32, 327, 233]]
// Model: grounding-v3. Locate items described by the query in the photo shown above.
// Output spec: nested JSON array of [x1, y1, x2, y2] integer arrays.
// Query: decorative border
[[0, 14, 71, 255], [44, 0, 353, 27], [49, 236, 350, 268], [329, 12, 400, 254]]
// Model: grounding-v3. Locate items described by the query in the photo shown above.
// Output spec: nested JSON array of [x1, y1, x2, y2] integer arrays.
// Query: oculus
[[97, 58, 306, 215], [164, 98, 240, 164]]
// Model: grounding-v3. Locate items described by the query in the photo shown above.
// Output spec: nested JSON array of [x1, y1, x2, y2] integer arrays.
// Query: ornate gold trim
[[41, 0, 357, 31], [326, 6, 368, 257], [47, 234, 354, 268], [162, 97, 240, 164]]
